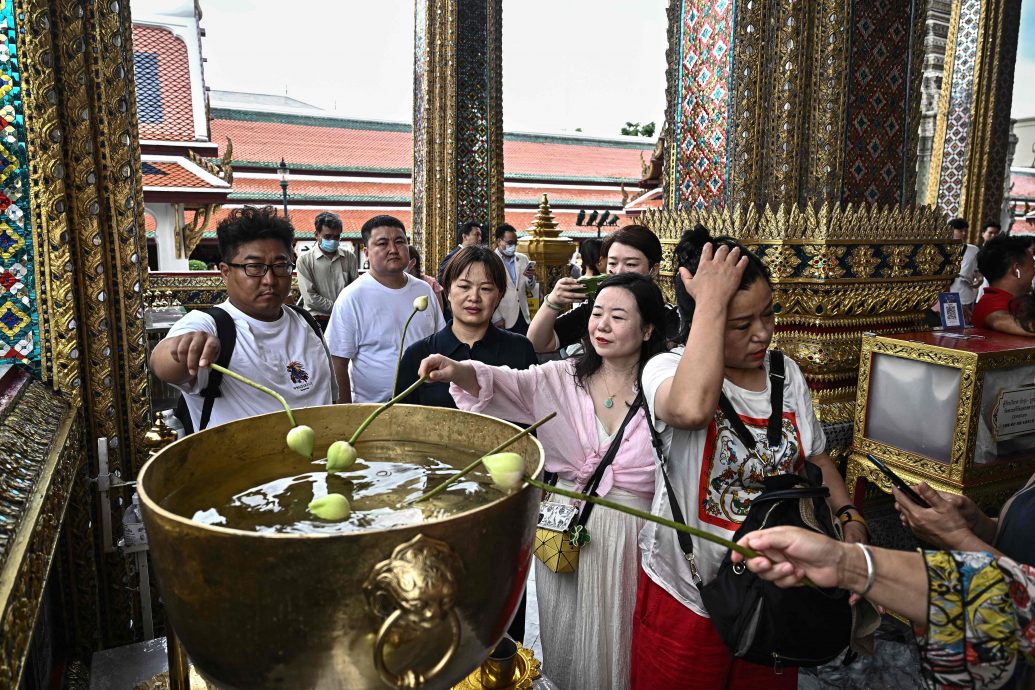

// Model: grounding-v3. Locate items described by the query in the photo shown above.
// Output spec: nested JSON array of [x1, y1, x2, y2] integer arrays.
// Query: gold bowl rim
[[136, 404, 546, 540]]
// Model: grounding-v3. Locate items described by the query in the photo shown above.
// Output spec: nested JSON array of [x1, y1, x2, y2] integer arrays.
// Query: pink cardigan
[[450, 359, 656, 499]]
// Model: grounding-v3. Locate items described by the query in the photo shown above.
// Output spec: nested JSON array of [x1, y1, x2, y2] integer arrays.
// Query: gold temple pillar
[[926, 0, 1023, 237], [0, 0, 154, 676], [412, 0, 504, 272], [644, 0, 955, 429]]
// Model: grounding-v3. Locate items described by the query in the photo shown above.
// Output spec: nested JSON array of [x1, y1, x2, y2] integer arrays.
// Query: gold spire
[[529, 193, 561, 238]]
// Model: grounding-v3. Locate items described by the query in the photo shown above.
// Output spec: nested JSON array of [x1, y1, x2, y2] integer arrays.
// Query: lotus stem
[[209, 362, 298, 428], [407, 412, 557, 506], [348, 376, 428, 446], [524, 476, 759, 560], [391, 306, 421, 396]]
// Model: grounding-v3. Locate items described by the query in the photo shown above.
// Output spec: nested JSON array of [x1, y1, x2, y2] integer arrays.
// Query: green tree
[[641, 121, 656, 138], [621, 121, 641, 136]]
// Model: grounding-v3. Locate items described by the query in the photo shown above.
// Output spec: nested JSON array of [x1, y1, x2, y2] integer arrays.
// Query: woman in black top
[[396, 245, 538, 407], [527, 224, 680, 353]]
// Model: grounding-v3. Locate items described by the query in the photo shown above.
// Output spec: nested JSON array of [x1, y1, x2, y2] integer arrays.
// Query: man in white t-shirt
[[326, 216, 444, 403], [150, 206, 336, 430]]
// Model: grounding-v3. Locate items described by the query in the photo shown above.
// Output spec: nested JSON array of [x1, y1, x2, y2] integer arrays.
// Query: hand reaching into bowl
[[418, 354, 481, 396]]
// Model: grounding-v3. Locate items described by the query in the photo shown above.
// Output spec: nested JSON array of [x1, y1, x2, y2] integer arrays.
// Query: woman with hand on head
[[419, 273, 668, 690], [631, 225, 865, 690], [527, 225, 681, 353], [733, 525, 1035, 690]]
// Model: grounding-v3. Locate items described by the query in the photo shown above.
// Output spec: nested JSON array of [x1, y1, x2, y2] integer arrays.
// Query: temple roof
[[134, 25, 197, 142]]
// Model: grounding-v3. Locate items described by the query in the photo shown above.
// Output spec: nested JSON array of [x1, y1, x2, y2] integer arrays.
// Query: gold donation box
[[846, 330, 1035, 511]]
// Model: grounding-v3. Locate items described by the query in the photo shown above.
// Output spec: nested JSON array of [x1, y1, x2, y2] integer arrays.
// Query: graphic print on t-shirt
[[286, 360, 314, 393], [698, 410, 805, 531]]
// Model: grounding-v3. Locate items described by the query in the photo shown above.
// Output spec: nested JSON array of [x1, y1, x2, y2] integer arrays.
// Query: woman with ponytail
[[631, 226, 864, 689]]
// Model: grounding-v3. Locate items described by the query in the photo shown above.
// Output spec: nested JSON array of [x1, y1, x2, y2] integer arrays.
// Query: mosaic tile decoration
[[841, 0, 919, 207], [0, 1, 38, 368], [674, 0, 734, 211], [455, 0, 492, 232], [933, 0, 981, 217]]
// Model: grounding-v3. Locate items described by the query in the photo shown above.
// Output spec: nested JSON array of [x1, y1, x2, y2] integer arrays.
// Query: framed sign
[[991, 385, 1035, 442], [938, 292, 965, 329]]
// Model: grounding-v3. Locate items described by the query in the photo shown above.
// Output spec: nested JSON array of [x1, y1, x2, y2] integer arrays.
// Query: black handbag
[[645, 351, 854, 669]]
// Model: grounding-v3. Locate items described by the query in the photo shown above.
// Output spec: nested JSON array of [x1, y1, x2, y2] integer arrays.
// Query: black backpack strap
[[717, 350, 786, 451], [286, 304, 325, 338], [639, 378, 703, 585], [767, 350, 785, 448], [197, 307, 236, 431], [576, 392, 643, 528]]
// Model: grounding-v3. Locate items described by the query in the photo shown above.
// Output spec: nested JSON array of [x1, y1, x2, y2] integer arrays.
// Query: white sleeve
[[326, 291, 360, 359], [642, 350, 681, 433], [785, 357, 826, 457]]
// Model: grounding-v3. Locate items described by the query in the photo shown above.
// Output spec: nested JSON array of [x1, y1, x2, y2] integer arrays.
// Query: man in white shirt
[[492, 223, 537, 335], [326, 215, 445, 403], [150, 206, 336, 430], [948, 217, 980, 313], [295, 211, 358, 328]]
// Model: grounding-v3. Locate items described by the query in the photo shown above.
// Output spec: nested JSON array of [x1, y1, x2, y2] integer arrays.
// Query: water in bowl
[[163, 439, 504, 534]]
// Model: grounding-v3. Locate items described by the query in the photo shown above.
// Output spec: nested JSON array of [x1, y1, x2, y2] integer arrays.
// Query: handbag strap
[[717, 350, 785, 450], [576, 391, 643, 528]]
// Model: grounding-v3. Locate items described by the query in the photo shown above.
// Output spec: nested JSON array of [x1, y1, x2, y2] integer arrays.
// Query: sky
[[198, 0, 1034, 134], [198, 0, 668, 137]]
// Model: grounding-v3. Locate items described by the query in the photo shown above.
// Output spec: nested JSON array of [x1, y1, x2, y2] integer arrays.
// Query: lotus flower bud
[[413, 295, 429, 312], [308, 493, 351, 521], [481, 452, 526, 492], [286, 424, 315, 459], [326, 440, 357, 472]]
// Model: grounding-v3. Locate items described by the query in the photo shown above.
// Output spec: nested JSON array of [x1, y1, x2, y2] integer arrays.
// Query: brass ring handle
[[372, 607, 461, 689]]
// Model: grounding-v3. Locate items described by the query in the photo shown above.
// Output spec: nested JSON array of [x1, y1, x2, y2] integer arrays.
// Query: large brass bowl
[[137, 404, 544, 690]]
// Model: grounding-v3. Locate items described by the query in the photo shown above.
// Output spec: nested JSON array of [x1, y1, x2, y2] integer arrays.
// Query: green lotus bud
[[308, 493, 352, 521], [413, 295, 429, 311], [481, 452, 526, 492], [286, 424, 315, 459], [326, 440, 357, 472]]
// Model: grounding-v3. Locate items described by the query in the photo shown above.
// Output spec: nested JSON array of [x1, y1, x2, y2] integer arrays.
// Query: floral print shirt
[[917, 550, 1035, 689]]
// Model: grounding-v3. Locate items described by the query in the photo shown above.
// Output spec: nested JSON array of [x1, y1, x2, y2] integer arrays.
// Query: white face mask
[[501, 244, 516, 258]]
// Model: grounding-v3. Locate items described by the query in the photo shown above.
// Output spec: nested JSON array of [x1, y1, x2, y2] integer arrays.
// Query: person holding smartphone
[[895, 473, 1035, 568], [492, 223, 537, 335]]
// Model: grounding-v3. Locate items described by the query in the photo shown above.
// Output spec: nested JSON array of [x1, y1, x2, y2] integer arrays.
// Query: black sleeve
[[554, 302, 591, 349], [518, 336, 539, 369], [395, 341, 426, 403], [664, 304, 682, 343]]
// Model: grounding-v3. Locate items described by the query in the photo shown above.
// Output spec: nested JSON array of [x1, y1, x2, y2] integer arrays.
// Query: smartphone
[[527, 260, 537, 271], [865, 454, 931, 508], [577, 273, 608, 297]]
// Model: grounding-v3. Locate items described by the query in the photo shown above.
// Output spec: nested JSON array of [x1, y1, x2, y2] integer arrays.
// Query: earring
[[1017, 269, 1023, 279]]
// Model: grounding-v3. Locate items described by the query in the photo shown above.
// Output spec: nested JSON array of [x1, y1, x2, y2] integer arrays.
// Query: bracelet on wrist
[[855, 543, 876, 596], [835, 503, 859, 519], [544, 296, 563, 312]]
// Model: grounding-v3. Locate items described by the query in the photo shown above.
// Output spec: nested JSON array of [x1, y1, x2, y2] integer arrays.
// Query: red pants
[[630, 568, 798, 690]]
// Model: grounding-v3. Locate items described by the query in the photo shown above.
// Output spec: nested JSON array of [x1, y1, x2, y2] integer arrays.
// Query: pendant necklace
[[601, 377, 618, 409]]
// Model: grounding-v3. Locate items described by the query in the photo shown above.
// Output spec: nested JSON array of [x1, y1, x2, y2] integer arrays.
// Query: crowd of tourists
[[151, 206, 1035, 689]]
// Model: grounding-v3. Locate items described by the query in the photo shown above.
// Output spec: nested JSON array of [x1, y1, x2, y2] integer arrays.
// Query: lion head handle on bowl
[[363, 535, 465, 689]]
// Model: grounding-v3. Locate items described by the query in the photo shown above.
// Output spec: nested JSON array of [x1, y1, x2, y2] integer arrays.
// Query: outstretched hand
[[732, 525, 845, 590], [678, 243, 748, 303]]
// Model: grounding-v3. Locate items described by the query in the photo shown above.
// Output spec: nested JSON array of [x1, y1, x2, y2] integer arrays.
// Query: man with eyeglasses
[[326, 215, 444, 403], [150, 206, 336, 430]]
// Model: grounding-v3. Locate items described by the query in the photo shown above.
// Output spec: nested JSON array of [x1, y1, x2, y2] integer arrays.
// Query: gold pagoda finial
[[529, 193, 561, 238]]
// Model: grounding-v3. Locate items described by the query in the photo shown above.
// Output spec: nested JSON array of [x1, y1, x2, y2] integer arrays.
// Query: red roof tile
[[210, 110, 653, 182], [1011, 170, 1035, 199], [142, 159, 226, 189], [133, 26, 196, 142]]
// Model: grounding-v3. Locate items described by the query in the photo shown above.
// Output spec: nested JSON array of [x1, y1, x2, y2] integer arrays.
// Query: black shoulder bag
[[645, 351, 854, 669]]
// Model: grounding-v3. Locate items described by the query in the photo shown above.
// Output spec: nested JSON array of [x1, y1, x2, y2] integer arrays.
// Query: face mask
[[501, 245, 516, 258], [319, 238, 340, 253]]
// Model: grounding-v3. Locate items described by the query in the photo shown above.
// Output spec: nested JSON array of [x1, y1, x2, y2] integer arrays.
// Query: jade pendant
[[604, 398, 614, 409]]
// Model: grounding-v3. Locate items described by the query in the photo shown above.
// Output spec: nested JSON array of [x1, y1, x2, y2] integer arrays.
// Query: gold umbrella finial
[[529, 194, 560, 238]]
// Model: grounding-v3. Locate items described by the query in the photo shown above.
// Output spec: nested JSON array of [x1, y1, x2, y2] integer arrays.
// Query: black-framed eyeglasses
[[225, 261, 295, 277]]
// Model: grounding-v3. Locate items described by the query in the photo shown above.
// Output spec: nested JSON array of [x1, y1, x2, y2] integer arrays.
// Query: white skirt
[[535, 480, 650, 690]]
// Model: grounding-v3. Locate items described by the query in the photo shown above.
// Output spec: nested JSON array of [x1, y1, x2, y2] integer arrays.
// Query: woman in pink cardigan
[[419, 273, 668, 690]]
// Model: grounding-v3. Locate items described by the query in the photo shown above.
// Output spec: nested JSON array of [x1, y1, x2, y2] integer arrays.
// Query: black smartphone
[[865, 454, 931, 508]]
